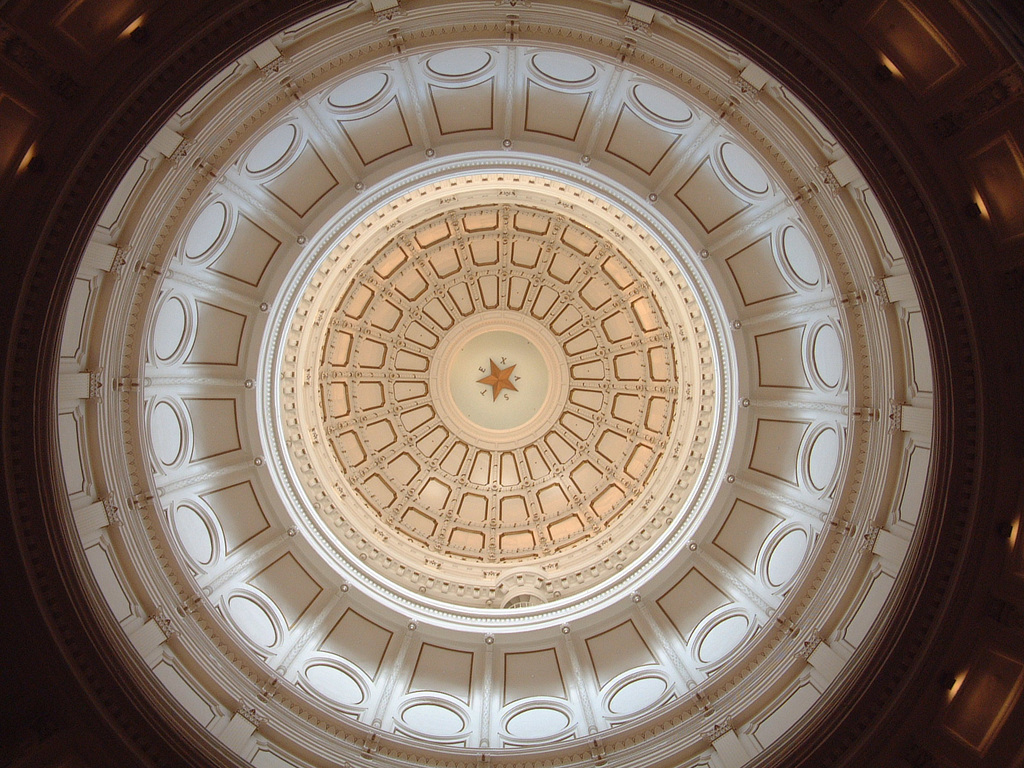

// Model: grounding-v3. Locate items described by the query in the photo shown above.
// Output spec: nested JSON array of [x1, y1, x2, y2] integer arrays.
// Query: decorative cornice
[[236, 701, 268, 727]]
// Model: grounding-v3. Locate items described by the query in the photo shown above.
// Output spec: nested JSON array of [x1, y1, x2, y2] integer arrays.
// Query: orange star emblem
[[478, 359, 518, 401]]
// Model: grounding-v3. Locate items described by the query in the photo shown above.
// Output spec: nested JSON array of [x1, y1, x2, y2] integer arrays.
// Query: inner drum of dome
[[283, 175, 717, 609]]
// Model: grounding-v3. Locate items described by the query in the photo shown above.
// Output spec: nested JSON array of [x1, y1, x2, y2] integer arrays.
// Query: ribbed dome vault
[[52, 1, 937, 766], [277, 173, 718, 611]]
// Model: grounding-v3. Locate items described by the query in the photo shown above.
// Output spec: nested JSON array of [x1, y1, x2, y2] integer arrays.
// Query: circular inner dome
[[272, 171, 721, 611]]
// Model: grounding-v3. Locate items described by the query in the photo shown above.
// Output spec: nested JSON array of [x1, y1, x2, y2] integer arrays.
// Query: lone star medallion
[[478, 359, 518, 401]]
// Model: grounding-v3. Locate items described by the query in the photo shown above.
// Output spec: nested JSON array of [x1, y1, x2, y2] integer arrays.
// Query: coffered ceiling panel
[[754, 326, 812, 390], [183, 398, 241, 461], [409, 644, 474, 702], [605, 105, 682, 174], [261, 143, 338, 218], [748, 419, 810, 486], [199, 481, 270, 553], [657, 568, 733, 642], [339, 98, 412, 165], [726, 234, 797, 306], [185, 302, 247, 366], [504, 649, 566, 704], [585, 621, 656, 687], [713, 499, 784, 573], [675, 157, 752, 233], [60, 277, 94, 360], [0, 93, 37, 176], [864, 0, 963, 93], [248, 554, 323, 628], [320, 609, 393, 679], [430, 82, 494, 134]]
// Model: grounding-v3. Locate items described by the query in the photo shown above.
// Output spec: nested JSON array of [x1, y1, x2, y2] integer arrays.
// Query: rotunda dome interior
[[52, 2, 932, 761], [3, 1, 1023, 768]]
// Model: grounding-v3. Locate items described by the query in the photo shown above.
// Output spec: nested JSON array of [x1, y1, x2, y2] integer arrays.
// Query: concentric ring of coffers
[[52, 0, 936, 764], [277, 172, 718, 609]]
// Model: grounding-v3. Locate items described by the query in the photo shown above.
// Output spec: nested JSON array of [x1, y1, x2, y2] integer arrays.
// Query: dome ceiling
[[52, 1, 936, 766], [281, 175, 714, 608]]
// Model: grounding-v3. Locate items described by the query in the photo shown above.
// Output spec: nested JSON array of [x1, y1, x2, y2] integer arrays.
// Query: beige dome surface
[[52, 1, 936, 765]]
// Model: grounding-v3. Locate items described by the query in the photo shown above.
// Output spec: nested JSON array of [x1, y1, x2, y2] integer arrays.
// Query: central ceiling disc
[[433, 311, 569, 447], [446, 326, 552, 431]]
